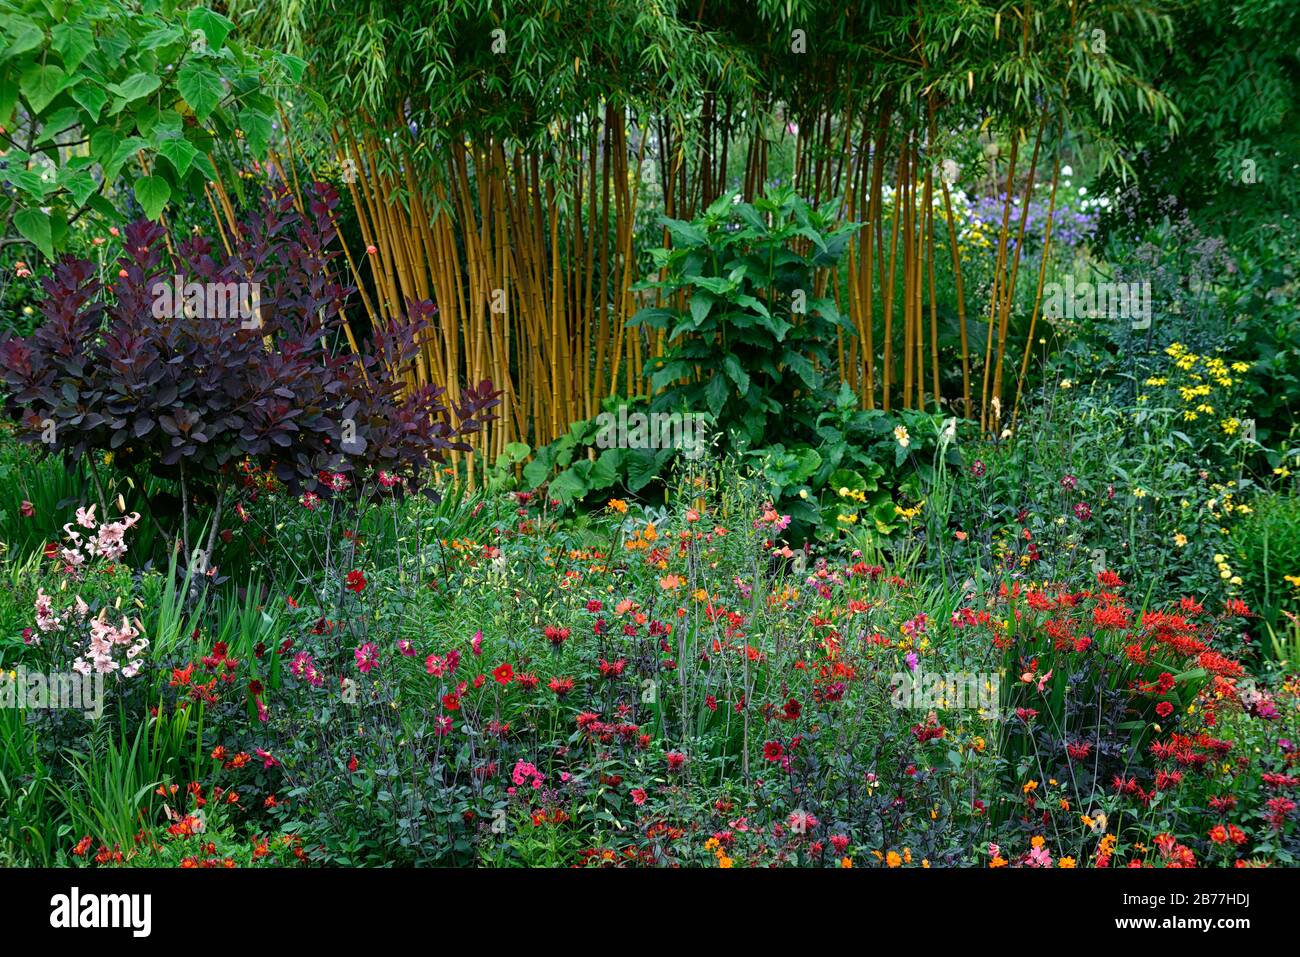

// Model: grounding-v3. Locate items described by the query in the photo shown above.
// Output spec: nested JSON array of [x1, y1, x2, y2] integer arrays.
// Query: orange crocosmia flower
[[954, 530, 968, 541]]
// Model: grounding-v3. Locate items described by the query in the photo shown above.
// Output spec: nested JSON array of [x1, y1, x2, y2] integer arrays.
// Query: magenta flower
[[354, 642, 379, 674]]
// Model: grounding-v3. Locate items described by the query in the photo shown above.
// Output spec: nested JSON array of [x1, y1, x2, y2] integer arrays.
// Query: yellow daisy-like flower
[[1174, 532, 1187, 547]]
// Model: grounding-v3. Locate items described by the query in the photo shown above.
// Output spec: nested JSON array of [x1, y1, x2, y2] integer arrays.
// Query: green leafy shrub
[[627, 186, 857, 449], [0, 0, 300, 259], [1231, 490, 1300, 650]]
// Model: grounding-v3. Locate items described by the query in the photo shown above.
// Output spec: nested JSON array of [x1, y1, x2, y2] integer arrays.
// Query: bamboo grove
[[242, 0, 1179, 482]]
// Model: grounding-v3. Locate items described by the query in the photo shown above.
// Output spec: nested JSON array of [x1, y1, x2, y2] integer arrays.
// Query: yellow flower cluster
[[1207, 482, 1252, 521], [1214, 553, 1243, 587], [894, 500, 925, 521], [1159, 344, 1251, 430]]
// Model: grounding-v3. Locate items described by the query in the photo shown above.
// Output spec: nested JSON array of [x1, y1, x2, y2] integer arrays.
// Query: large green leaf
[[705, 371, 728, 416], [275, 52, 308, 84], [187, 8, 236, 51], [61, 168, 99, 206], [109, 72, 161, 105], [625, 448, 672, 493], [239, 108, 273, 156], [549, 461, 591, 504], [14, 208, 53, 258], [658, 215, 708, 247], [68, 81, 107, 120], [134, 175, 171, 220], [20, 62, 69, 113], [590, 448, 627, 489], [157, 137, 199, 178], [626, 306, 672, 329], [177, 62, 222, 120], [1, 18, 44, 59], [783, 351, 817, 388], [51, 21, 95, 71], [689, 290, 713, 327], [721, 354, 750, 395]]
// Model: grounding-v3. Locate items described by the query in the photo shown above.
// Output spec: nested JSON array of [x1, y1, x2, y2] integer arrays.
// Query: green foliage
[[1231, 491, 1300, 648], [1097, 0, 1300, 250], [516, 398, 708, 507], [755, 382, 962, 541], [629, 186, 857, 449], [266, 0, 751, 152], [0, 0, 293, 259]]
